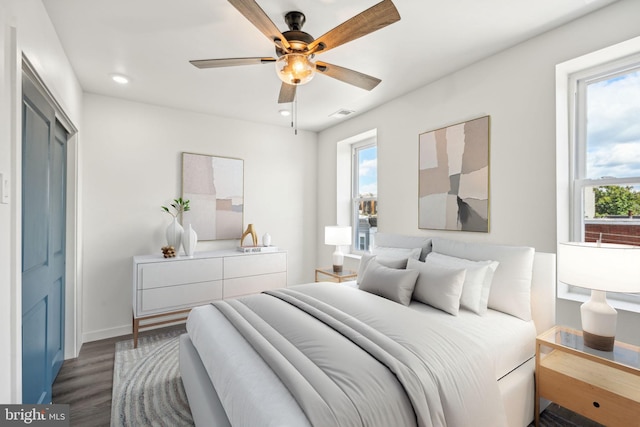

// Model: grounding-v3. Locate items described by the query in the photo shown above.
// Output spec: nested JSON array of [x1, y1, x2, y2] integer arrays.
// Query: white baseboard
[[82, 324, 131, 344], [81, 319, 189, 345]]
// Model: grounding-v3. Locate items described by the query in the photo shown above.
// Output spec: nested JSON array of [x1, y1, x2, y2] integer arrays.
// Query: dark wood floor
[[51, 324, 185, 427]]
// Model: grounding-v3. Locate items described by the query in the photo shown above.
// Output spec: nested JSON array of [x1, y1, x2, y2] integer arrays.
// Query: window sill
[[345, 253, 362, 261], [557, 283, 640, 314]]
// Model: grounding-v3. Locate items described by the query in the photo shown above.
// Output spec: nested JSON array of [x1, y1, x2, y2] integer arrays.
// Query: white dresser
[[132, 249, 287, 346]]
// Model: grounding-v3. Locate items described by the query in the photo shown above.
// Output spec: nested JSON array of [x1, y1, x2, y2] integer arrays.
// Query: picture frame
[[181, 152, 244, 240], [418, 115, 490, 232]]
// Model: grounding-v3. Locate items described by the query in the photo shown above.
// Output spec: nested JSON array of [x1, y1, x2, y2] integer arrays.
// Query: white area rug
[[111, 329, 194, 427]]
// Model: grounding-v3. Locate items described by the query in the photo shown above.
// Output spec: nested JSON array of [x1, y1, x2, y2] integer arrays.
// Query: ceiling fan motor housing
[[285, 11, 305, 31], [276, 11, 315, 56]]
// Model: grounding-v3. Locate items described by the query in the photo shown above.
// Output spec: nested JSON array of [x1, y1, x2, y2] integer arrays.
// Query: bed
[[180, 234, 556, 426]]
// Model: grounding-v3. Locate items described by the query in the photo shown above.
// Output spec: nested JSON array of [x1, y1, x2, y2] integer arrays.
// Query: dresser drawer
[[138, 258, 223, 290], [539, 350, 640, 427], [224, 252, 286, 279], [138, 280, 223, 315], [224, 272, 286, 299]]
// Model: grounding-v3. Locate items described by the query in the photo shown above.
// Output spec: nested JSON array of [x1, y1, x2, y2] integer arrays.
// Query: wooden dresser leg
[[133, 316, 139, 349]]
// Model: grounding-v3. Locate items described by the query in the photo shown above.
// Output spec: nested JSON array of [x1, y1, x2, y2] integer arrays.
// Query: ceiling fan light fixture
[[276, 54, 315, 85]]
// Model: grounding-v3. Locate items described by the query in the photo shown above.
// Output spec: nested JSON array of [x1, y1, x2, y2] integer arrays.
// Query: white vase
[[183, 224, 198, 257], [262, 232, 272, 247], [166, 217, 183, 252]]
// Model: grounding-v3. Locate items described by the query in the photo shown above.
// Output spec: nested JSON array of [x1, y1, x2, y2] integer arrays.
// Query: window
[[352, 140, 377, 252], [572, 63, 640, 245], [568, 56, 640, 305]]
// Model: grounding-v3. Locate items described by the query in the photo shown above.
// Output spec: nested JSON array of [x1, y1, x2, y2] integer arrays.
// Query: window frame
[[351, 139, 377, 253], [566, 53, 640, 306], [571, 59, 640, 240]]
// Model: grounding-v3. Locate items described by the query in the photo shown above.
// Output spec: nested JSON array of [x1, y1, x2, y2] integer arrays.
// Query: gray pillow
[[359, 259, 419, 306], [357, 251, 418, 285], [407, 258, 466, 315], [357, 253, 408, 283]]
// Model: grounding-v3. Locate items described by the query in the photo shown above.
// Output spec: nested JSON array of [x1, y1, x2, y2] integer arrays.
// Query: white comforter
[[187, 283, 508, 427]]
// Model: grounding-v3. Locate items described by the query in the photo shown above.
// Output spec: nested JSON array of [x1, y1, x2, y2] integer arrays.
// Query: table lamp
[[325, 226, 352, 273], [557, 241, 640, 351]]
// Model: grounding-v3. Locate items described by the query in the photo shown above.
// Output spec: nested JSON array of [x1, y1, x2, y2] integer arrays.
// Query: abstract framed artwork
[[181, 152, 244, 240], [418, 115, 490, 232]]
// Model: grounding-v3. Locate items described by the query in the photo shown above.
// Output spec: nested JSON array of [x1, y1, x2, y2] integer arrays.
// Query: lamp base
[[583, 331, 615, 352], [581, 289, 617, 352], [332, 264, 343, 273]]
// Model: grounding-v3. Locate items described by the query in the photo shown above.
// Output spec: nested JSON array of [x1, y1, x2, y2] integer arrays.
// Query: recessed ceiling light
[[111, 74, 129, 84], [279, 109, 291, 117]]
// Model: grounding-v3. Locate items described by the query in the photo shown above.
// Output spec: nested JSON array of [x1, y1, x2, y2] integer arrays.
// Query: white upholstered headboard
[[530, 252, 556, 335]]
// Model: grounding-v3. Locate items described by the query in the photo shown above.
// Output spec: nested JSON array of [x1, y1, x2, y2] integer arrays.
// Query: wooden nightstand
[[535, 325, 640, 427], [315, 267, 357, 283]]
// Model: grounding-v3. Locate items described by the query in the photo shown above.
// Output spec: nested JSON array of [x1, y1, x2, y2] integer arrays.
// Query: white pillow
[[431, 238, 535, 321], [359, 259, 419, 306], [426, 252, 498, 315], [406, 258, 466, 315]]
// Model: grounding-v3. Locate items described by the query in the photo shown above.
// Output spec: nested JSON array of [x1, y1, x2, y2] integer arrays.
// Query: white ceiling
[[42, 0, 617, 132]]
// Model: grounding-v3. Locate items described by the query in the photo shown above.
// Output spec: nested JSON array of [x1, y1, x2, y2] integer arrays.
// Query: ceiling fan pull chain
[[290, 92, 295, 132], [294, 93, 298, 135]]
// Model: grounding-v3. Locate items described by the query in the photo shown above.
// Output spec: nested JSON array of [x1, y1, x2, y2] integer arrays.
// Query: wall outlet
[[0, 173, 8, 204]]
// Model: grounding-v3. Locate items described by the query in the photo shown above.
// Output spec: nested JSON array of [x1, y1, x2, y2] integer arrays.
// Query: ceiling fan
[[190, 0, 401, 104]]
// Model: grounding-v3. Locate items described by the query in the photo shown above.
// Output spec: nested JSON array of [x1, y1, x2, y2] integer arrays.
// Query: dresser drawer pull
[[593, 402, 600, 408]]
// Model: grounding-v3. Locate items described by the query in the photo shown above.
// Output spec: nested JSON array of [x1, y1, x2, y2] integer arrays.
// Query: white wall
[[81, 94, 318, 341], [0, 0, 83, 404], [317, 0, 640, 345]]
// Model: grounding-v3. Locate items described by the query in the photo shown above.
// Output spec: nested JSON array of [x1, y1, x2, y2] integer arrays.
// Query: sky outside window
[[358, 146, 377, 196], [586, 69, 640, 180]]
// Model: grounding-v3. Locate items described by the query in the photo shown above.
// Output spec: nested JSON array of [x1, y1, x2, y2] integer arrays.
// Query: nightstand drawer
[[539, 350, 640, 426]]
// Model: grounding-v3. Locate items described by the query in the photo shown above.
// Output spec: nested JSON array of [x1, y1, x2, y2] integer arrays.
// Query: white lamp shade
[[558, 242, 640, 293], [325, 226, 352, 246]]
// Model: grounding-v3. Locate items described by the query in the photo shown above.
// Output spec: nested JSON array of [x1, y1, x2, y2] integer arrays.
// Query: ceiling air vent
[[329, 109, 355, 119]]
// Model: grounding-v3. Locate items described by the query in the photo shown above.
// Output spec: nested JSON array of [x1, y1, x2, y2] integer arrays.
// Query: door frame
[[9, 55, 81, 402]]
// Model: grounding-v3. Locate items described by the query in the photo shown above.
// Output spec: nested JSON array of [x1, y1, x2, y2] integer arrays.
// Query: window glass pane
[[583, 184, 640, 246], [353, 144, 377, 252], [586, 69, 640, 180], [357, 145, 377, 197]]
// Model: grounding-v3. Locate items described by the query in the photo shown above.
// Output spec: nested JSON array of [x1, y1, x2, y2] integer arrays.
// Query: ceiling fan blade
[[278, 83, 297, 103], [190, 57, 276, 69], [315, 61, 381, 91], [228, 0, 291, 50], [307, 0, 400, 54]]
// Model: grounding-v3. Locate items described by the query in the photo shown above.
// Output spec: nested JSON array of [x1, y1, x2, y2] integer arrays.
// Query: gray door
[[21, 73, 67, 404]]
